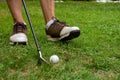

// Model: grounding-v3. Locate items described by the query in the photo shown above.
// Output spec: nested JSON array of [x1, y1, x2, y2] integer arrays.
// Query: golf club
[[22, 0, 48, 64]]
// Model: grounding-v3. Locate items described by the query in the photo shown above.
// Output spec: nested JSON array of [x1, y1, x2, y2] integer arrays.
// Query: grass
[[0, 1, 120, 80]]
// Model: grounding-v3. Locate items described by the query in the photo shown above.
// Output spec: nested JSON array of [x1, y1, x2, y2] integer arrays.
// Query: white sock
[[46, 18, 56, 30], [14, 22, 26, 25]]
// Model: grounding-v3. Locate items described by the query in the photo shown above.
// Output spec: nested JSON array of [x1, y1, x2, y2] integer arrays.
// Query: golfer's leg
[[40, 0, 80, 41], [6, 0, 27, 45], [6, 0, 25, 23], [40, 0, 55, 23]]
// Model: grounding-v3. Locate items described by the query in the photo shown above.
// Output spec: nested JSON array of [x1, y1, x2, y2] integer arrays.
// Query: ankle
[[14, 22, 26, 26], [46, 18, 56, 30]]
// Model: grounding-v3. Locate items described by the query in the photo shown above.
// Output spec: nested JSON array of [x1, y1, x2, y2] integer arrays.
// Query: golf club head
[[37, 51, 48, 64]]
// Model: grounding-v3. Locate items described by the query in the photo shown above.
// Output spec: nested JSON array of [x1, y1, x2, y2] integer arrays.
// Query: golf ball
[[50, 55, 59, 64]]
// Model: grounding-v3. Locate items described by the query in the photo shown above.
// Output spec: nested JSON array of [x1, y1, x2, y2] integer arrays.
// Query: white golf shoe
[[10, 22, 28, 45], [46, 18, 80, 41]]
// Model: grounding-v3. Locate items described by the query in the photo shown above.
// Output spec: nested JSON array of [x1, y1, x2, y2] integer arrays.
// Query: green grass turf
[[0, 1, 120, 80]]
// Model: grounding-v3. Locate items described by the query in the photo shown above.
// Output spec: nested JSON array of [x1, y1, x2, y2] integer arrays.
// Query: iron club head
[[37, 51, 49, 64]]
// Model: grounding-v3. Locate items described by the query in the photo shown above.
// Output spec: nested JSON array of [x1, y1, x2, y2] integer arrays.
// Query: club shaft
[[22, 0, 40, 51]]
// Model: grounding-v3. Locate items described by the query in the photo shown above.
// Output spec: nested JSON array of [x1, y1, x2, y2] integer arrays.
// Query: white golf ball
[[50, 55, 59, 64]]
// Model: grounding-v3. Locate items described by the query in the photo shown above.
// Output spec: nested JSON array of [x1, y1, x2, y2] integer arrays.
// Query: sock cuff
[[14, 22, 26, 26], [46, 18, 56, 30]]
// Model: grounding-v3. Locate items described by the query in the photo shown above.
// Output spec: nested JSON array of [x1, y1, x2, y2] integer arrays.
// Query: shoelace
[[54, 20, 67, 27], [14, 23, 27, 33]]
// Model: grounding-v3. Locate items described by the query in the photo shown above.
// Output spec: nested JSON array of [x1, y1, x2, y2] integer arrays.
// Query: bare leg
[[6, 0, 27, 45], [40, 0, 55, 23], [6, 0, 25, 23], [40, 0, 80, 41]]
